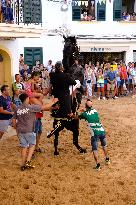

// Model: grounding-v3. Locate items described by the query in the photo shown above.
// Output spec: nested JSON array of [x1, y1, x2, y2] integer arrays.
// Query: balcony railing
[[0, 0, 42, 25]]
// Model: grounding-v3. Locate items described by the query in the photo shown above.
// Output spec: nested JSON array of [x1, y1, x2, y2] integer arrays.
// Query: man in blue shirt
[[0, 85, 14, 139], [107, 67, 116, 99]]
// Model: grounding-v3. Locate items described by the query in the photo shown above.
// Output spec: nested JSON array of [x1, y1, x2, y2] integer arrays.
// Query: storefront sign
[[79, 46, 129, 52]]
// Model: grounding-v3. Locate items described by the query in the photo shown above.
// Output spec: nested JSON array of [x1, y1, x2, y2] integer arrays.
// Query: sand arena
[[0, 97, 136, 205]]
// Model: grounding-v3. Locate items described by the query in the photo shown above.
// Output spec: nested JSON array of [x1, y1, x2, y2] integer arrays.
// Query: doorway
[[79, 52, 125, 65], [0, 54, 4, 87], [0, 49, 12, 92]]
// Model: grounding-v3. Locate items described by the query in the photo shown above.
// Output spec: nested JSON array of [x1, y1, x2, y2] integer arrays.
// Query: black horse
[[48, 99, 86, 155]]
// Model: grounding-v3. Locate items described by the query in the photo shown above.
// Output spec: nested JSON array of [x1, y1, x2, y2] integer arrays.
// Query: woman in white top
[[86, 66, 93, 98], [97, 68, 105, 100]]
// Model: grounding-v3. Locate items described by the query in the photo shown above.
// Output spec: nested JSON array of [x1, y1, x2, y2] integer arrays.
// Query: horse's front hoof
[[54, 151, 59, 156], [79, 148, 87, 153]]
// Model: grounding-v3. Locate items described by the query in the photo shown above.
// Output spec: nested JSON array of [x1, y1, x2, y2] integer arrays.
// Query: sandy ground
[[0, 97, 136, 205]]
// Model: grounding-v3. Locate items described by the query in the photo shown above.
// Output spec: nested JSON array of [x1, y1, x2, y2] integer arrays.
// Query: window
[[114, 0, 136, 21], [23, 0, 42, 25], [24, 47, 43, 69], [97, 1, 106, 21], [72, 0, 106, 21], [113, 0, 122, 21], [133, 50, 136, 62]]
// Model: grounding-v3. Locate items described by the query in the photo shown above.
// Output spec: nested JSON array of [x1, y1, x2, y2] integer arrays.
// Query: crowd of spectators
[[83, 61, 136, 100], [18, 56, 136, 101], [122, 12, 136, 21], [19, 55, 55, 99]]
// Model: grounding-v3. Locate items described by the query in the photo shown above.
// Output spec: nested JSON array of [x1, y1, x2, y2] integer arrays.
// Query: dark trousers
[[2, 6, 13, 22]]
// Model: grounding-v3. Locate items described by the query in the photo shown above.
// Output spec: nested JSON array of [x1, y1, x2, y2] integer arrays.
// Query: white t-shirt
[[47, 65, 52, 73]]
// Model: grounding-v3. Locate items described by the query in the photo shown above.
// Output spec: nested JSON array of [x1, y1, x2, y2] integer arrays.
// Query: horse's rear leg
[[54, 134, 59, 155]]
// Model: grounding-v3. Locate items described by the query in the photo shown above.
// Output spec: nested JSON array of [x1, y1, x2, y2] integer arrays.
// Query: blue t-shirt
[[107, 71, 116, 81], [20, 69, 31, 77], [0, 95, 13, 120]]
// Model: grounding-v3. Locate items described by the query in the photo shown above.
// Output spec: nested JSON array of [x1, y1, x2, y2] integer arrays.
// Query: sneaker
[[114, 96, 118, 99], [112, 97, 116, 100], [98, 97, 100, 101], [21, 165, 27, 171], [25, 161, 35, 169], [105, 157, 110, 165], [103, 97, 105, 100], [94, 163, 101, 171]]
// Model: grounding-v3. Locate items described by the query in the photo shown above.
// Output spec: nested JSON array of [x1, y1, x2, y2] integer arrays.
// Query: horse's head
[[63, 36, 79, 73]]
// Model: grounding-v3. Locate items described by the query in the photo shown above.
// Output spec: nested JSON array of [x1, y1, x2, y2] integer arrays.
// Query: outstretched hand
[[80, 108, 85, 112], [52, 98, 59, 104]]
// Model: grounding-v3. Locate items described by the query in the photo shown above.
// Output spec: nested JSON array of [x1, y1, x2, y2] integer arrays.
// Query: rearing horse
[[48, 59, 86, 155]]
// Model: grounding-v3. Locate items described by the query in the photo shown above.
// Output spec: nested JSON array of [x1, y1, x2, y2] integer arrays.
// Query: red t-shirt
[[120, 66, 127, 80], [36, 112, 43, 119]]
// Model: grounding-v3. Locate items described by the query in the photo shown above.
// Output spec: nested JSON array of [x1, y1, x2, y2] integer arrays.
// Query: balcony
[[0, 0, 42, 25], [0, 0, 42, 38]]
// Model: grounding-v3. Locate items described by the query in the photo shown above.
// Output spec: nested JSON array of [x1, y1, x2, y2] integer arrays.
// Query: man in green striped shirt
[[80, 99, 110, 170]]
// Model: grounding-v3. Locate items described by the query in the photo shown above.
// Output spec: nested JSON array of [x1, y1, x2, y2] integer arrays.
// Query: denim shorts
[[91, 135, 106, 151], [121, 79, 127, 86], [34, 119, 42, 135], [117, 81, 121, 88], [18, 132, 36, 148], [0, 120, 10, 133]]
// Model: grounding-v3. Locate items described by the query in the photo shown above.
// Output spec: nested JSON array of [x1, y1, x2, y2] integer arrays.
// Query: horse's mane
[[62, 36, 79, 74]]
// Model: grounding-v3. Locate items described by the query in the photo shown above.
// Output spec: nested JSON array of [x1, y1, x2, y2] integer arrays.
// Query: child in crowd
[[41, 68, 50, 96], [12, 93, 58, 171], [34, 111, 44, 154], [79, 99, 110, 170], [12, 74, 24, 107], [24, 72, 44, 105]]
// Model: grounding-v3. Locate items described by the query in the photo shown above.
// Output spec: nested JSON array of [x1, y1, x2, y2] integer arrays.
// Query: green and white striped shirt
[[80, 107, 105, 137]]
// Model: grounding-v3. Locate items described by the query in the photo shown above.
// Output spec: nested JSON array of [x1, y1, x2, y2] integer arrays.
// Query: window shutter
[[31, 0, 42, 24], [23, 0, 32, 24], [97, 2, 106, 21], [24, 47, 43, 68], [113, 0, 122, 21], [72, 1, 81, 21], [24, 48, 33, 67], [33, 48, 43, 64], [23, 0, 42, 25]]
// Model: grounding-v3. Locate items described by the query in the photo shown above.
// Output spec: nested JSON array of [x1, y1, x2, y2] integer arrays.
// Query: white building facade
[[41, 0, 136, 64], [1, 0, 136, 88]]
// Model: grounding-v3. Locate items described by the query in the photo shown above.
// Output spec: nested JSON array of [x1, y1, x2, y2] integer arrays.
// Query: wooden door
[[0, 61, 4, 87]]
